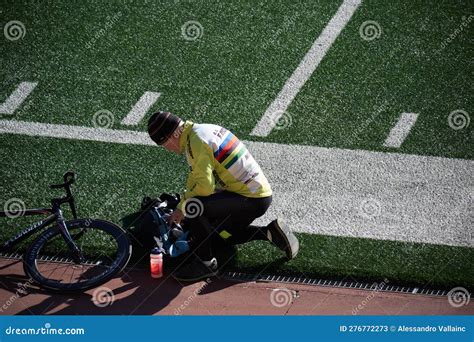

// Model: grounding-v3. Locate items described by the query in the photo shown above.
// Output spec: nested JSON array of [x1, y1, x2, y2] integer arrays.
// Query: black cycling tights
[[183, 191, 272, 260]]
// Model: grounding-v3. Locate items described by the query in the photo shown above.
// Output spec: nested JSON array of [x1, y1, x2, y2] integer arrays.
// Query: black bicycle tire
[[23, 218, 132, 293]]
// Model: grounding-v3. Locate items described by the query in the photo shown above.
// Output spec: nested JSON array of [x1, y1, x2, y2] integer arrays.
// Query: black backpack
[[121, 193, 184, 263]]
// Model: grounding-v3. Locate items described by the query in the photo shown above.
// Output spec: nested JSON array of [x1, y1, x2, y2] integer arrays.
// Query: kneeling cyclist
[[147, 111, 299, 281]]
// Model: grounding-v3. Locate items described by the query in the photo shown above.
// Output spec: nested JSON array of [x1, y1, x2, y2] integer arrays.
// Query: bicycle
[[0, 172, 132, 292]]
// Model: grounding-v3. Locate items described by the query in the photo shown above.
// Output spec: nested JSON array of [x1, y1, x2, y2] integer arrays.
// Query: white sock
[[202, 257, 217, 268]]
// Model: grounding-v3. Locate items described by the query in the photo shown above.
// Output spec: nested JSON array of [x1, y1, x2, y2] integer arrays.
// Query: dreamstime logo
[[92, 109, 114, 128], [4, 21, 26, 41], [359, 198, 381, 219], [352, 279, 389, 315], [271, 110, 293, 130], [0, 278, 33, 313], [92, 286, 115, 307], [347, 100, 389, 143], [4, 198, 26, 218], [270, 288, 293, 307], [437, 15, 473, 52], [181, 20, 203, 41], [172, 124, 185, 139], [359, 20, 382, 41], [85, 11, 123, 49], [183, 198, 204, 218], [447, 287, 470, 308], [194, 103, 209, 119], [5, 322, 85, 335], [174, 278, 212, 315], [447, 110, 470, 130]]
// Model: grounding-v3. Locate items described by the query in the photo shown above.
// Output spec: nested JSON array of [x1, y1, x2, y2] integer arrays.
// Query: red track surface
[[0, 258, 472, 315]]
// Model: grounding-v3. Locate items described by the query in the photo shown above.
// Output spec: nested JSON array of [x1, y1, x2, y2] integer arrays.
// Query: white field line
[[383, 113, 419, 148], [250, 0, 362, 137], [0, 82, 37, 114], [121, 91, 161, 126], [0, 119, 472, 247], [0, 119, 153, 145]]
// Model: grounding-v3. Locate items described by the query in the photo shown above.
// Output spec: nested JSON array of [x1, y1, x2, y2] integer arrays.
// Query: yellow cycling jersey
[[176, 120, 272, 211]]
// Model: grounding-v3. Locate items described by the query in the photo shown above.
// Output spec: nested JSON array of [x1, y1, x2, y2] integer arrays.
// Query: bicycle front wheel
[[24, 218, 132, 292]]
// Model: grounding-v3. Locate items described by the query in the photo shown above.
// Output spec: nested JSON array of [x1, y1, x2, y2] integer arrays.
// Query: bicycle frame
[[1, 172, 85, 263], [0, 208, 57, 251], [1, 206, 85, 263]]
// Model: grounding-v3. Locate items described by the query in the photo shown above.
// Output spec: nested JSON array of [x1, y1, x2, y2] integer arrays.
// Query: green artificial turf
[[233, 233, 474, 289], [2, 1, 471, 157], [1, 134, 472, 289], [1, 0, 472, 289], [259, 0, 473, 159]]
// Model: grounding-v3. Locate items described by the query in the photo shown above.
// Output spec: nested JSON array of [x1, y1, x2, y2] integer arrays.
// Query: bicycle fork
[[56, 210, 85, 264]]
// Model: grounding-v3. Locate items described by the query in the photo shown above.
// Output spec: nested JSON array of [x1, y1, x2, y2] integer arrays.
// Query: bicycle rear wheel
[[23, 218, 132, 292]]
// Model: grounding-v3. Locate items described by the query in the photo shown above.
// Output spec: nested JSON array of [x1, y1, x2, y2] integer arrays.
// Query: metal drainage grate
[[0, 252, 104, 267], [0, 252, 23, 260], [0, 252, 452, 297], [221, 271, 451, 297]]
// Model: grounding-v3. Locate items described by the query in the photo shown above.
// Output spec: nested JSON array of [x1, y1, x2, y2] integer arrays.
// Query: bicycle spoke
[[33, 225, 122, 287]]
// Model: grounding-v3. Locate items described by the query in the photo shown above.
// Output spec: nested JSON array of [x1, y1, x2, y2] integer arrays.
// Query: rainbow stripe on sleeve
[[213, 132, 247, 169]]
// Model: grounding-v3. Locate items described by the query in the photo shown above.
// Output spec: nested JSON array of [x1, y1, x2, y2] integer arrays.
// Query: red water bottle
[[150, 247, 163, 278]]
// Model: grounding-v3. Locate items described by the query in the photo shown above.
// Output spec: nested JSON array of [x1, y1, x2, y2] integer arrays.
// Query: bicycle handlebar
[[50, 171, 78, 219], [49, 171, 76, 189]]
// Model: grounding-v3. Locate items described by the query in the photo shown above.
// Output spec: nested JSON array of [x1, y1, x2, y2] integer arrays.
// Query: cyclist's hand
[[168, 209, 184, 225]]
